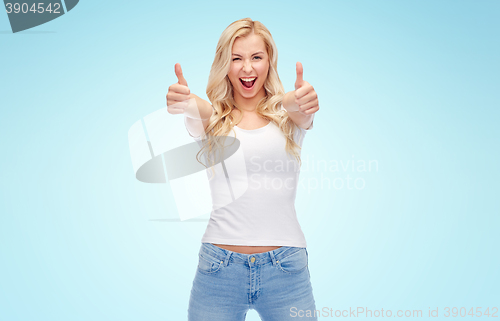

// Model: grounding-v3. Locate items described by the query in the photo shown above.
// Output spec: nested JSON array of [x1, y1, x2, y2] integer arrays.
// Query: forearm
[[283, 91, 314, 129], [184, 94, 213, 137], [185, 93, 213, 120]]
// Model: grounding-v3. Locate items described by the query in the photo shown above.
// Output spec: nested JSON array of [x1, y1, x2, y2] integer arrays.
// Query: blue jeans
[[188, 242, 318, 320]]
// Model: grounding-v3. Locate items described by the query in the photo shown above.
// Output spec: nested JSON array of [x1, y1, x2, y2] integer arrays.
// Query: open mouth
[[239, 77, 257, 89]]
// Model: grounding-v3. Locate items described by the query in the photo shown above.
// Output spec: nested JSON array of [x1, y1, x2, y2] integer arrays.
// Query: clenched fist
[[292, 62, 319, 115]]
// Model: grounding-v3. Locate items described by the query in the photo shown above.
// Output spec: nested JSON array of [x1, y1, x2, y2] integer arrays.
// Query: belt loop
[[224, 251, 232, 267], [269, 250, 277, 266]]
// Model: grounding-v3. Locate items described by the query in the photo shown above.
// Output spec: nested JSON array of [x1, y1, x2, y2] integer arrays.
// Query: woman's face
[[228, 33, 269, 105]]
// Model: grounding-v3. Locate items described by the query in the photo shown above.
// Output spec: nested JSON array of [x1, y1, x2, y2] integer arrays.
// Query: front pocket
[[197, 253, 223, 275], [277, 248, 308, 274]]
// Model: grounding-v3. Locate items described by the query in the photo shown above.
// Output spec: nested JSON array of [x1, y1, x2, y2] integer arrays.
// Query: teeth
[[240, 77, 256, 82]]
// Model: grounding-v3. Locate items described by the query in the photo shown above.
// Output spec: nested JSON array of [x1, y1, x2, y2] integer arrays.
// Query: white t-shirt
[[185, 116, 313, 247]]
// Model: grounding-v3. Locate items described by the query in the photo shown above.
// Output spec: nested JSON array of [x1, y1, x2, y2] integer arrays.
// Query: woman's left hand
[[292, 62, 320, 115]]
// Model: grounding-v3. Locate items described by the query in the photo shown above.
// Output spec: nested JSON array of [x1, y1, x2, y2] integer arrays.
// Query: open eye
[[253, 56, 262, 60]]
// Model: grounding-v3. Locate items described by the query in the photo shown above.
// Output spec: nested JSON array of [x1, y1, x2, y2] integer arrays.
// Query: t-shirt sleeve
[[294, 118, 315, 146]]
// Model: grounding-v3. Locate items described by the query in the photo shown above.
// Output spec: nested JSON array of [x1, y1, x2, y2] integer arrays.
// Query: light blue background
[[1, 0, 498, 320]]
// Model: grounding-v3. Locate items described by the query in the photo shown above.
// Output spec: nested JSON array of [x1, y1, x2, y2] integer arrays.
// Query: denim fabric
[[188, 242, 318, 320]]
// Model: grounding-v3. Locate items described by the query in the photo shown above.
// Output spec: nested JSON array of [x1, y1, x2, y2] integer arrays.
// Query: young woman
[[167, 18, 320, 321]]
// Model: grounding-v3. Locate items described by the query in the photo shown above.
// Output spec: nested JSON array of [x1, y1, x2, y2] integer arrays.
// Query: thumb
[[175, 63, 188, 87], [294, 62, 304, 90]]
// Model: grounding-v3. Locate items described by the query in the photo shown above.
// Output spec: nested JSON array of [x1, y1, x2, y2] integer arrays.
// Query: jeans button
[[250, 257, 256, 263]]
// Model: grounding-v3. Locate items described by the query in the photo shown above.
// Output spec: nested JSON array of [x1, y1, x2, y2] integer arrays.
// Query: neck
[[234, 87, 266, 113]]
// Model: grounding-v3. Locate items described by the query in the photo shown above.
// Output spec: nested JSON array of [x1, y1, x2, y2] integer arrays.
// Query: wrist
[[283, 91, 300, 112]]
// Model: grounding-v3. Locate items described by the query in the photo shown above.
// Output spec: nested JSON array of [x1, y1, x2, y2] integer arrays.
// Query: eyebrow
[[232, 51, 265, 57]]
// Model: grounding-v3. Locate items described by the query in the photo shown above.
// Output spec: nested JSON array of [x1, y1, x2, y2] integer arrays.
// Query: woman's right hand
[[167, 63, 191, 115]]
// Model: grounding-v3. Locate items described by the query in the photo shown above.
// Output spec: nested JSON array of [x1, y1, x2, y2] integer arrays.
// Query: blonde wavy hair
[[196, 17, 304, 178]]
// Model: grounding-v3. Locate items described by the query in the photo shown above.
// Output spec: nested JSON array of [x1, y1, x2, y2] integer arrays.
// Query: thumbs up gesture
[[292, 62, 319, 115], [167, 63, 192, 115]]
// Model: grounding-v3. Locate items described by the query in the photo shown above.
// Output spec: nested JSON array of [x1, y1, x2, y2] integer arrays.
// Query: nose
[[242, 59, 253, 73]]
